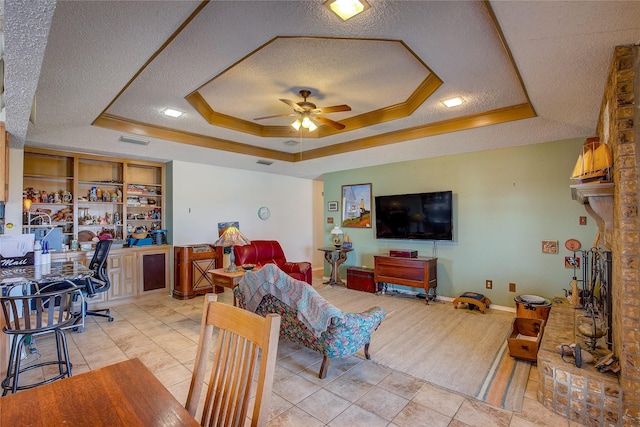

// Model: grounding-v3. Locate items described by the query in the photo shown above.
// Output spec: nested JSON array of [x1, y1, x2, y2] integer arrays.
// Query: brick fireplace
[[538, 45, 639, 427], [606, 44, 640, 427]]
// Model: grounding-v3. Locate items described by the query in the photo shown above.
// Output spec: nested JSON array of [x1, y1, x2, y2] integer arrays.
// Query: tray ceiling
[[5, 1, 640, 178]]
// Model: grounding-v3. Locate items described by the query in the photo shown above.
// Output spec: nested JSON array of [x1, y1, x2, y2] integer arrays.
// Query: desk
[[318, 247, 353, 286], [0, 358, 199, 426], [0, 261, 92, 288], [0, 261, 93, 379]]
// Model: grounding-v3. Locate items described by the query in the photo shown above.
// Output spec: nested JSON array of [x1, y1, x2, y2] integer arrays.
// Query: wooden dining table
[[0, 358, 200, 426]]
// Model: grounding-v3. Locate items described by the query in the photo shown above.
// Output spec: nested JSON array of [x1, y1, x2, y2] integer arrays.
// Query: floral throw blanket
[[239, 264, 343, 337]]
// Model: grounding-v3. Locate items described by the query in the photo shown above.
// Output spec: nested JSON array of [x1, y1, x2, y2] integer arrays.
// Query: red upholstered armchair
[[234, 240, 312, 284]]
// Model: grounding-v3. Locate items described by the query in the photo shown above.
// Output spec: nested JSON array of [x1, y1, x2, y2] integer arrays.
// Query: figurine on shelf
[[40, 191, 48, 203], [53, 192, 61, 203]]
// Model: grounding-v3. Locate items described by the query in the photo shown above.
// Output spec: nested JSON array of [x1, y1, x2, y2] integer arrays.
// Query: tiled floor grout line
[[20, 283, 583, 427]]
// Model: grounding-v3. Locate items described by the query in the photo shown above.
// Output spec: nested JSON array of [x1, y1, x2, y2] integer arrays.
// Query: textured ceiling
[[5, 1, 640, 179]]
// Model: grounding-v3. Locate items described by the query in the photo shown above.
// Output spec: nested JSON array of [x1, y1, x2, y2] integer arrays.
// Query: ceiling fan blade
[[279, 98, 304, 112], [315, 116, 346, 130], [317, 104, 352, 114], [254, 113, 296, 120]]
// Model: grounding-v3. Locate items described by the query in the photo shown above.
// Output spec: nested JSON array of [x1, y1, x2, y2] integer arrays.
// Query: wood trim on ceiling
[[93, 114, 295, 162], [482, 0, 536, 115], [185, 36, 443, 139], [97, 1, 211, 117], [294, 103, 536, 161], [92, 1, 537, 164], [185, 72, 443, 139], [94, 103, 535, 163]]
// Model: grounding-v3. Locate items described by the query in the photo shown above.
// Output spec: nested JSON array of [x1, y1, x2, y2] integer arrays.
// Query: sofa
[[234, 240, 312, 284], [235, 264, 386, 378]]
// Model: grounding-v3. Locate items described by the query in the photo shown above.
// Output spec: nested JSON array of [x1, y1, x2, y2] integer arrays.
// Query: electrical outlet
[[509, 282, 516, 292], [486, 280, 493, 289], [580, 216, 587, 225]]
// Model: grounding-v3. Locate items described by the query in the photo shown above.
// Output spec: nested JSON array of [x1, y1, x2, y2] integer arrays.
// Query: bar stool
[[0, 282, 80, 395]]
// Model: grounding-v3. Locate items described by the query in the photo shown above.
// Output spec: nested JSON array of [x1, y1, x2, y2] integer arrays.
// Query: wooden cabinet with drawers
[[374, 255, 438, 302]]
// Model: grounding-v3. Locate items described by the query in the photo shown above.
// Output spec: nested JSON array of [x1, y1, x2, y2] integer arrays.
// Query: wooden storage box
[[346, 267, 378, 293], [507, 317, 545, 362]]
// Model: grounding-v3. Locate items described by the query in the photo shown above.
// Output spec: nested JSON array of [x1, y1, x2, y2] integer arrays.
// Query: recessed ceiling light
[[324, 0, 370, 21], [162, 108, 183, 118], [443, 97, 463, 108]]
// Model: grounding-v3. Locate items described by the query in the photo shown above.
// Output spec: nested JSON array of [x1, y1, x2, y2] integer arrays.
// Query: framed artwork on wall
[[565, 256, 580, 268], [341, 183, 372, 228], [328, 201, 338, 212], [542, 240, 558, 254]]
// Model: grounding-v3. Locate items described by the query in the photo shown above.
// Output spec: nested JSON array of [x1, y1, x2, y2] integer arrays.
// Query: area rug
[[316, 285, 531, 411], [474, 330, 532, 410]]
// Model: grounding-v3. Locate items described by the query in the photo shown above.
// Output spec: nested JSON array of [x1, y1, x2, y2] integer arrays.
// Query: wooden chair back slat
[[186, 295, 280, 427]]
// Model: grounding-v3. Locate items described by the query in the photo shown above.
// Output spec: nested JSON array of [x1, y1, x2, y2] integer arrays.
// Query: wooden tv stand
[[373, 255, 438, 304]]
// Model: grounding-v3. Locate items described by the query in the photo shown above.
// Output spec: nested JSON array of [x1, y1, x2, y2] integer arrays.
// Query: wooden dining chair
[[186, 294, 281, 427]]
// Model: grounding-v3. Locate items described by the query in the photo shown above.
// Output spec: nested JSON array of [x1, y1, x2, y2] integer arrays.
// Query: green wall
[[323, 138, 597, 307]]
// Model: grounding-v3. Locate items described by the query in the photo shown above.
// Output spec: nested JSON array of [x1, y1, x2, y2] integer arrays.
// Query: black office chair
[[75, 239, 114, 323]]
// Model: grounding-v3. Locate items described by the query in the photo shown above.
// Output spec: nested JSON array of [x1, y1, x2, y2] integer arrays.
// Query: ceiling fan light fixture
[[325, 0, 370, 21], [292, 113, 318, 132], [443, 97, 463, 108], [301, 115, 313, 128]]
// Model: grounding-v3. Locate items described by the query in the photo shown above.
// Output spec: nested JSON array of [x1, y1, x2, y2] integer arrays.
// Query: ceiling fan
[[254, 89, 351, 131]]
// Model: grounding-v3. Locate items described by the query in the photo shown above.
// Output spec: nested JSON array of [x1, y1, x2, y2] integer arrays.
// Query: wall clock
[[258, 206, 270, 220]]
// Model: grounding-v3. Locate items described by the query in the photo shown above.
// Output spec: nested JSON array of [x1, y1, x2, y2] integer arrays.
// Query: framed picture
[[565, 256, 580, 268], [328, 201, 339, 212], [341, 183, 372, 228], [542, 240, 558, 254]]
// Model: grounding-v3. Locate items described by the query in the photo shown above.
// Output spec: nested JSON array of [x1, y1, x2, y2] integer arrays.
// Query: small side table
[[318, 247, 353, 286], [208, 268, 249, 306]]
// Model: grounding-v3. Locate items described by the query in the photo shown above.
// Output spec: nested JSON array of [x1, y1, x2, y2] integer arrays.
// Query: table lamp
[[214, 226, 251, 272], [331, 225, 344, 248]]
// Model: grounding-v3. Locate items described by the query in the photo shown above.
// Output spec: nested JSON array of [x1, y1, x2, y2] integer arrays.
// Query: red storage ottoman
[[346, 267, 378, 293]]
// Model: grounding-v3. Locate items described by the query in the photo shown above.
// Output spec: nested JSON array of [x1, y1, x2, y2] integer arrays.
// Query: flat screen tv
[[375, 191, 453, 241]]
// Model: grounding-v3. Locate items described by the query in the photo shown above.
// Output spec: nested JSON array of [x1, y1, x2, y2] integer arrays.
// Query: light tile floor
[[16, 275, 586, 427]]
